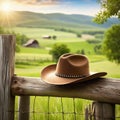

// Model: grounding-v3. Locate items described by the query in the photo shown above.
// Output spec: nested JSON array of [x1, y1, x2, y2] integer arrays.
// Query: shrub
[[76, 49, 85, 55], [52, 35, 57, 40], [49, 43, 70, 62], [76, 33, 82, 38]]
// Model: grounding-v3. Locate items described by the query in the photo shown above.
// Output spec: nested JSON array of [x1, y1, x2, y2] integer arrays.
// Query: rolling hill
[[1, 11, 120, 31]]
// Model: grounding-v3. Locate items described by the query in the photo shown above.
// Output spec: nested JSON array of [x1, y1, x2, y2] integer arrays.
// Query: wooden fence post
[[18, 96, 30, 120], [93, 102, 115, 120], [0, 35, 15, 120]]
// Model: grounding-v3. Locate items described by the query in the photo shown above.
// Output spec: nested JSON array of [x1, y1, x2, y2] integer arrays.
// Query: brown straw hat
[[41, 53, 107, 85]]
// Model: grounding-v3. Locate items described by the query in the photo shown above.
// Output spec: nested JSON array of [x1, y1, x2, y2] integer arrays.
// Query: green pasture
[[15, 96, 91, 120], [19, 41, 95, 55], [7, 27, 106, 56], [15, 54, 120, 78], [15, 60, 120, 78], [8, 27, 80, 41], [29, 97, 91, 120], [11, 27, 98, 55], [15, 96, 120, 120], [8, 27, 95, 43], [19, 47, 49, 54]]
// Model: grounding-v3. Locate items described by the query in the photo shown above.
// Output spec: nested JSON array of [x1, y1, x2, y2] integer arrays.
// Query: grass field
[[15, 58, 120, 78], [8, 27, 81, 41], [13, 27, 120, 120], [11, 27, 98, 56]]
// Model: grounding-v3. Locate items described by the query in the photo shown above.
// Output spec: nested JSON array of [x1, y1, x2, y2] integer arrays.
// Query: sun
[[1, 2, 11, 13], [0, 1, 17, 27]]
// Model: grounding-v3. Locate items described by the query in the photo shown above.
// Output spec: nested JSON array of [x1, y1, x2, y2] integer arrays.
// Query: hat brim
[[41, 64, 107, 85]]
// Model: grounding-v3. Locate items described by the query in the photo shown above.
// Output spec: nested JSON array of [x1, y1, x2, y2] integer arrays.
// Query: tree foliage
[[14, 32, 29, 45], [94, 1, 120, 63], [49, 43, 70, 62], [102, 25, 120, 63], [94, 0, 120, 24], [0, 26, 29, 52]]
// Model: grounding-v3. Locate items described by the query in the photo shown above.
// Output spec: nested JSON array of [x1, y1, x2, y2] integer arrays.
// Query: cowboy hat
[[41, 53, 107, 85]]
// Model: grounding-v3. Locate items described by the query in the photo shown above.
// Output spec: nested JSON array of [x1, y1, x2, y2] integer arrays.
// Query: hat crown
[[55, 53, 89, 77]]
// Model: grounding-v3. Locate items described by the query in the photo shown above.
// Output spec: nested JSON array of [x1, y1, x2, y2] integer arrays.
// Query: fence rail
[[0, 35, 120, 120], [12, 76, 120, 104]]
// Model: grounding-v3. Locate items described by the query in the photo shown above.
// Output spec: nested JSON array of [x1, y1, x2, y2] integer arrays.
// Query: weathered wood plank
[[18, 96, 30, 120], [93, 102, 115, 120], [0, 35, 15, 120], [12, 76, 120, 104]]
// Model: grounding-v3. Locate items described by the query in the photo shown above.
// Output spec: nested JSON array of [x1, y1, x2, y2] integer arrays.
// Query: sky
[[0, 0, 101, 16]]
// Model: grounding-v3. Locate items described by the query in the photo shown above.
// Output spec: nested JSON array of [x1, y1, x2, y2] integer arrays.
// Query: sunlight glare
[[1, 2, 11, 12], [0, 1, 18, 28]]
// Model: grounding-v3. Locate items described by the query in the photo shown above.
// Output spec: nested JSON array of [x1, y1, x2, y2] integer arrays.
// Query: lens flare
[[1, 2, 11, 12], [0, 2, 18, 28]]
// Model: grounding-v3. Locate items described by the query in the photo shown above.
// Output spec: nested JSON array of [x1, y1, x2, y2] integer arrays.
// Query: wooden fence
[[0, 35, 120, 120]]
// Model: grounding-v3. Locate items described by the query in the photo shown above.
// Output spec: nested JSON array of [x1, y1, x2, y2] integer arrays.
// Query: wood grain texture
[[12, 76, 120, 104], [18, 96, 30, 120], [0, 35, 15, 120], [93, 102, 115, 120]]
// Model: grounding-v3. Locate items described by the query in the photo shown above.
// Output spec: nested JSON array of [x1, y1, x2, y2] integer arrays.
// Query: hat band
[[55, 73, 87, 78]]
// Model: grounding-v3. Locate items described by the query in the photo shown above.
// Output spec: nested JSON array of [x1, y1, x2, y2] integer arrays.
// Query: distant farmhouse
[[42, 35, 51, 39], [23, 39, 39, 48], [42, 35, 57, 40]]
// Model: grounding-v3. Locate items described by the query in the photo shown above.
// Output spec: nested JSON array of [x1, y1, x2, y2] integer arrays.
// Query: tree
[[49, 43, 70, 62], [94, 1, 120, 63], [102, 25, 120, 63], [94, 0, 120, 24]]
